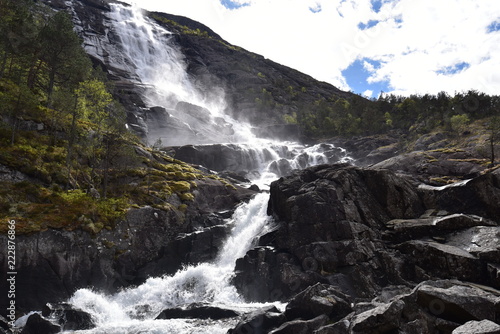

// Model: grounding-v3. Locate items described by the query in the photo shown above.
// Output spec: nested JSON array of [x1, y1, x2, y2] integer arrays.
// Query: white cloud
[[363, 89, 374, 98], [122, 0, 500, 96]]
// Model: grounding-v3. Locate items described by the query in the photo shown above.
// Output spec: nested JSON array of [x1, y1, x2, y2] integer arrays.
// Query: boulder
[[420, 170, 500, 220], [452, 320, 500, 334], [332, 134, 401, 166], [350, 300, 405, 333], [269, 315, 330, 334], [42, 303, 94, 331], [285, 283, 352, 322], [414, 281, 500, 324], [373, 150, 487, 184], [397, 240, 485, 283], [156, 304, 239, 320], [446, 226, 500, 263], [385, 213, 496, 244], [20, 313, 60, 334], [228, 306, 286, 334]]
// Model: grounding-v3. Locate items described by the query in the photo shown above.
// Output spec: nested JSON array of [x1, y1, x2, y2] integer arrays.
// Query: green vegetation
[[0, 1, 231, 235], [290, 90, 500, 139]]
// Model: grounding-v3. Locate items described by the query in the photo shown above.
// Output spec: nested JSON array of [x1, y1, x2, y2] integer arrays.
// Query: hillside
[[0, 1, 500, 333]]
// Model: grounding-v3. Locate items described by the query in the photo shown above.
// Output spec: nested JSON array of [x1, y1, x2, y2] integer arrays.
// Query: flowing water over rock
[[19, 4, 352, 333], [65, 193, 276, 333]]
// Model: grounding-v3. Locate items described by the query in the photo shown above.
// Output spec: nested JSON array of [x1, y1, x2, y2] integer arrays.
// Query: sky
[[122, 0, 500, 99]]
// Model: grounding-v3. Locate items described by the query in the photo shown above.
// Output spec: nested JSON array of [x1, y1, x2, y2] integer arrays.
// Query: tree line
[[0, 0, 133, 196], [290, 90, 500, 139]]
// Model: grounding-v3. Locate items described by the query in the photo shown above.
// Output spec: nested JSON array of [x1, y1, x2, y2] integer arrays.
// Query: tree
[[38, 11, 91, 106], [487, 116, 500, 165], [450, 114, 470, 135]]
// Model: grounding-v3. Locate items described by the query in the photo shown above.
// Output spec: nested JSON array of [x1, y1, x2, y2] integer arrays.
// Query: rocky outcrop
[[156, 303, 239, 320], [229, 163, 500, 333], [0, 178, 255, 313], [40, 0, 358, 144], [372, 149, 488, 184], [332, 134, 402, 165]]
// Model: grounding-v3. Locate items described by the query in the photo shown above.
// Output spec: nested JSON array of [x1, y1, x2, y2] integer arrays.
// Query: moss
[[169, 181, 191, 193], [179, 192, 195, 201], [178, 204, 188, 212], [429, 176, 461, 185], [0, 183, 128, 235], [429, 148, 465, 154]]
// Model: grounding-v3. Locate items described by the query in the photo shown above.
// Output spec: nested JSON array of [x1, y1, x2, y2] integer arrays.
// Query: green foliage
[[283, 112, 298, 124], [450, 114, 470, 134]]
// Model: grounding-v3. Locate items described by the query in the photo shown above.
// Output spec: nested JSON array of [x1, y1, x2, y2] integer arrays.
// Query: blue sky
[[124, 0, 500, 98], [220, 0, 248, 10]]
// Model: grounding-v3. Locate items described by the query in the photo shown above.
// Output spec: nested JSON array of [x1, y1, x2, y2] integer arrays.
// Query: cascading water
[[108, 4, 255, 146], [21, 3, 352, 333], [66, 193, 274, 333]]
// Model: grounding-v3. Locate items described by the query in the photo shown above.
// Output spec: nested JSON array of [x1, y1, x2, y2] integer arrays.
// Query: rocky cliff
[[230, 164, 500, 333], [2, 1, 499, 333], [41, 0, 357, 144]]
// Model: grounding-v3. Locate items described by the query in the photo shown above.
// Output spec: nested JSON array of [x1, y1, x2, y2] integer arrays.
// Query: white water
[[66, 193, 274, 333], [109, 4, 255, 146], [35, 4, 352, 333]]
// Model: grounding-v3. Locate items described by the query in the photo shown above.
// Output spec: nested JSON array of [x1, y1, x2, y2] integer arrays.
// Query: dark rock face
[[0, 178, 254, 313], [42, 303, 95, 331], [41, 0, 357, 144], [372, 149, 488, 184], [229, 163, 500, 333], [228, 306, 286, 334], [156, 304, 239, 320], [20, 313, 60, 334], [332, 134, 402, 165], [284, 283, 352, 322], [234, 164, 427, 302]]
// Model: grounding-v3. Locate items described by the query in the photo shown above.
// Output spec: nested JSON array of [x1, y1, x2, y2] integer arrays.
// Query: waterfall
[[31, 4, 353, 333], [67, 193, 273, 333], [108, 4, 256, 146]]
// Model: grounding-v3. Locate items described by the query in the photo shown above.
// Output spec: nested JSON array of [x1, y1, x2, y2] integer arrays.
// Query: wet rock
[[42, 303, 94, 330], [156, 304, 239, 320], [0, 315, 9, 333], [397, 240, 484, 283], [176, 101, 212, 123], [269, 315, 330, 334], [228, 306, 286, 334], [446, 226, 500, 263], [236, 164, 427, 302], [173, 144, 262, 174], [385, 214, 495, 243], [21, 313, 60, 334], [452, 320, 500, 334], [268, 159, 293, 177], [415, 281, 500, 324], [421, 169, 500, 221], [0, 178, 254, 312], [267, 164, 424, 231], [332, 134, 401, 166], [373, 150, 486, 184], [350, 299, 405, 333], [285, 283, 352, 322]]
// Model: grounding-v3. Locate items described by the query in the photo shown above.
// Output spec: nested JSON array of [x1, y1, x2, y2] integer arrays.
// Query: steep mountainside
[[42, 0, 360, 142]]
